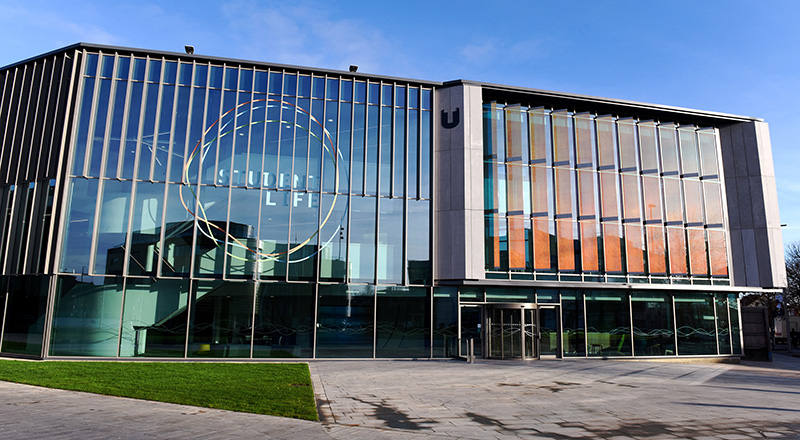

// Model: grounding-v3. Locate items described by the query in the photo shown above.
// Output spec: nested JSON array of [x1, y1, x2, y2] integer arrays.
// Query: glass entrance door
[[487, 305, 536, 359], [459, 306, 482, 359]]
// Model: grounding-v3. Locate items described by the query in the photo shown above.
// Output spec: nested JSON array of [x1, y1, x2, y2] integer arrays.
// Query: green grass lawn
[[0, 360, 318, 421]]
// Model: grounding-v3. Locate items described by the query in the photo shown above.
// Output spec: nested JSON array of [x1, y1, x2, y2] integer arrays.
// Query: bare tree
[[785, 241, 800, 313]]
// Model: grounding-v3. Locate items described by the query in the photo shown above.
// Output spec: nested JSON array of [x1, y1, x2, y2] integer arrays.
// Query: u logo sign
[[441, 108, 460, 129]]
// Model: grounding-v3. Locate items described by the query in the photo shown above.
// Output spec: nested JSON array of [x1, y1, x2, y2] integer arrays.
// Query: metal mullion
[[283, 72, 295, 281], [244, 69, 257, 188], [26, 59, 47, 182], [130, 57, 151, 183], [256, 70, 269, 190], [162, 72, 181, 183], [376, 84, 384, 196], [0, 70, 10, 173], [314, 85, 330, 285], [47, 49, 81, 276], [2, 66, 24, 183], [228, 66, 246, 189], [96, 55, 119, 180], [727, 295, 734, 353], [111, 57, 133, 179], [712, 292, 720, 355], [628, 292, 635, 357], [249, 280, 257, 358], [212, 65, 230, 185], [120, 174, 139, 277], [583, 291, 588, 357], [416, 93, 423, 200], [312, 283, 318, 359], [222, 161, 233, 281], [39, 275, 59, 358], [115, 277, 127, 357], [389, 83, 395, 197], [12, 63, 35, 184], [20, 182, 41, 274], [154, 180, 170, 278], [33, 57, 56, 181], [0, 284, 8, 348], [672, 294, 679, 356], [0, 188, 16, 273], [188, 66, 211, 278], [148, 62, 166, 181], [429, 285, 433, 358], [402, 87, 408, 286], [184, 279, 193, 358], [304, 77, 313, 191], [86, 176, 104, 275], [362, 83, 369, 196], [83, 52, 103, 177]]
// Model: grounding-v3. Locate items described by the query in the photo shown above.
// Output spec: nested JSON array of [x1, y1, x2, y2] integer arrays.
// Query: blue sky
[[2, 0, 799, 244]]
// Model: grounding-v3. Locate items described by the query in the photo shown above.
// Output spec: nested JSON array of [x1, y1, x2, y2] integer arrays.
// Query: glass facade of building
[[0, 44, 779, 360], [483, 103, 729, 284]]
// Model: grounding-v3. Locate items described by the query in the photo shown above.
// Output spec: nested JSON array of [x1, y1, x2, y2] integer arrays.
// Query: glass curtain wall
[[460, 287, 742, 358], [483, 103, 729, 286], [46, 49, 434, 358]]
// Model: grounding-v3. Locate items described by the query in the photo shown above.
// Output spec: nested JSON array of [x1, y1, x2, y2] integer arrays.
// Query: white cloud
[[0, 3, 118, 46], [218, 1, 402, 74]]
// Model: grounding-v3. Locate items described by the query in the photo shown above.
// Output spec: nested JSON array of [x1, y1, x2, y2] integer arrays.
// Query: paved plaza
[[1, 354, 800, 439]]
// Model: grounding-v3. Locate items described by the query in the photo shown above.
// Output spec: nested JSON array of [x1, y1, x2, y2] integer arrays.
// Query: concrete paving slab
[[2, 354, 800, 438]]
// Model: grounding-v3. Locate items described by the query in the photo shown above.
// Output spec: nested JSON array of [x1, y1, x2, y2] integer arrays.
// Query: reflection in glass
[[586, 291, 631, 356], [193, 185, 229, 277], [639, 122, 659, 172], [687, 228, 708, 276], [433, 287, 458, 357], [528, 109, 548, 162], [667, 227, 687, 275], [188, 280, 254, 358], [575, 116, 593, 165], [729, 294, 742, 354], [679, 128, 699, 176], [408, 200, 431, 284], [618, 121, 637, 169], [597, 118, 615, 167], [675, 293, 716, 355], [625, 225, 645, 274], [631, 291, 675, 356], [708, 229, 728, 277], [562, 290, 585, 357], [319, 193, 349, 282], [600, 172, 618, 219], [552, 112, 571, 164], [646, 225, 667, 275], [602, 223, 622, 273], [659, 125, 678, 174], [161, 184, 194, 277], [1, 276, 48, 356], [557, 220, 575, 271], [226, 188, 260, 279], [580, 221, 599, 272], [377, 198, 403, 283], [376, 286, 429, 357], [350, 196, 376, 283], [698, 130, 718, 176], [94, 180, 132, 274], [253, 283, 314, 358], [50, 276, 123, 356], [60, 179, 98, 274], [120, 279, 189, 357], [316, 284, 374, 358], [716, 293, 731, 355]]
